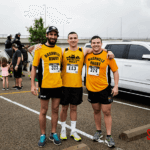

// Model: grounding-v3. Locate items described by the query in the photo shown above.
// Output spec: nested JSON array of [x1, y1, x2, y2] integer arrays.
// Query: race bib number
[[88, 66, 99, 76], [66, 64, 78, 73], [49, 63, 60, 73]]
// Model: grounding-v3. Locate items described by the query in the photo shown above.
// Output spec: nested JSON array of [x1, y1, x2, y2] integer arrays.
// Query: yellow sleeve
[[108, 59, 118, 72], [32, 49, 40, 67]]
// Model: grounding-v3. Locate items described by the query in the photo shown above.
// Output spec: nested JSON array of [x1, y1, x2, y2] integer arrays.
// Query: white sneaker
[[70, 131, 81, 141], [60, 129, 67, 140]]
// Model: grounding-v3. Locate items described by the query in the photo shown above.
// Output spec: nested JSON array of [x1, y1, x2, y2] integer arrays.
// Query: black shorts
[[38, 87, 62, 100], [60, 87, 83, 105], [13, 68, 22, 78], [87, 86, 112, 104]]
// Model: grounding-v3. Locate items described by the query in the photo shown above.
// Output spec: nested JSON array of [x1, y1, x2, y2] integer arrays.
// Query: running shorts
[[87, 86, 112, 104], [13, 68, 22, 78], [60, 87, 83, 105], [38, 87, 62, 100]]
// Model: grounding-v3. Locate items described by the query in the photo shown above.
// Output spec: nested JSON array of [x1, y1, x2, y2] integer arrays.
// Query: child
[[1, 57, 10, 90]]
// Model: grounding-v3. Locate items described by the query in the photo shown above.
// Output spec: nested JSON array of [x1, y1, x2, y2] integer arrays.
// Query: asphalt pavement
[[0, 73, 150, 150]]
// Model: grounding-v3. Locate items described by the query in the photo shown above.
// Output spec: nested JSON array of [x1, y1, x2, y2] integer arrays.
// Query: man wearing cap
[[12, 43, 22, 90], [31, 26, 62, 147]]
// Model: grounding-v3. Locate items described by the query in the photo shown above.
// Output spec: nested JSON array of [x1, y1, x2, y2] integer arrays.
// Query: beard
[[47, 38, 57, 46]]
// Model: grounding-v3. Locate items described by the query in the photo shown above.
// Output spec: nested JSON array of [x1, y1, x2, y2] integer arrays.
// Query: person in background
[[5, 34, 13, 77], [5, 34, 12, 49], [1, 57, 10, 90], [12, 43, 22, 90]]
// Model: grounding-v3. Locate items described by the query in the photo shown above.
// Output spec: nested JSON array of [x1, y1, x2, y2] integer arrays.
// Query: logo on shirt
[[88, 57, 105, 66], [66, 55, 80, 63]]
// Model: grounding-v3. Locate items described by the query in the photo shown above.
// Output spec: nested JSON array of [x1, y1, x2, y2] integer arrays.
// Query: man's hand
[[31, 85, 38, 96], [15, 65, 18, 71], [107, 51, 115, 59], [111, 86, 118, 97]]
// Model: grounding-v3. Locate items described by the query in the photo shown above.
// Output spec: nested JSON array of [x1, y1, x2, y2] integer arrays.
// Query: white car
[[83, 41, 150, 97]]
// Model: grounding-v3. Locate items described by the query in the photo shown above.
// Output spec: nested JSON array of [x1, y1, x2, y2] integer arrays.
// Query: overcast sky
[[0, 0, 150, 39]]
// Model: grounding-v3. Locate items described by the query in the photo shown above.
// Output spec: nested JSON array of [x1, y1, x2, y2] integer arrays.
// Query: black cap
[[46, 26, 59, 35]]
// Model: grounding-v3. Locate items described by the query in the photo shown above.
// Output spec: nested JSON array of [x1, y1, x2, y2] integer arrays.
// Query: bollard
[[119, 124, 150, 142]]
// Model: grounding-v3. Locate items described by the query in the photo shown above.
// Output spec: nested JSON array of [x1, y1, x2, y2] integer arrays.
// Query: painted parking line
[[83, 93, 150, 111], [0, 96, 104, 143], [0, 91, 31, 95]]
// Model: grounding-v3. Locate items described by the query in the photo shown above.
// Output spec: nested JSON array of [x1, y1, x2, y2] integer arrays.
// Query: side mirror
[[142, 54, 150, 60]]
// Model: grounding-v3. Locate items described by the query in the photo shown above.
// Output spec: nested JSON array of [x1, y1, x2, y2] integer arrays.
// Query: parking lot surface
[[0, 74, 150, 150]]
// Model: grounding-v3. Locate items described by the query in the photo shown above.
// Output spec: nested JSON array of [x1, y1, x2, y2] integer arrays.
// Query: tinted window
[[85, 45, 91, 48], [128, 45, 150, 60], [108, 44, 126, 58]]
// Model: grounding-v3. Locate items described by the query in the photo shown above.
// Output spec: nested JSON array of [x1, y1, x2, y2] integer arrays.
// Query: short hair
[[68, 32, 78, 39], [91, 36, 102, 43]]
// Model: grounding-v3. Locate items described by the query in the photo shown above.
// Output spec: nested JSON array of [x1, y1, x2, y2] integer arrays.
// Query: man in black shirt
[[12, 43, 22, 90]]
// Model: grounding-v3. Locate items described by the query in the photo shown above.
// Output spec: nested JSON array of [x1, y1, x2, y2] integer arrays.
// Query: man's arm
[[15, 57, 21, 71], [28, 45, 35, 53], [83, 47, 115, 59], [31, 66, 38, 96], [111, 70, 119, 97]]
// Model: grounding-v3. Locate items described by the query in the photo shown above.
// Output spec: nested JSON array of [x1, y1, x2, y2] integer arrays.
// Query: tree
[[27, 17, 48, 45]]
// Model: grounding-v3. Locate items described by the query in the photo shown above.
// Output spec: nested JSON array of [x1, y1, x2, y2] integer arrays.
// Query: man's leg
[[39, 99, 49, 135], [91, 103, 101, 130], [60, 105, 69, 140], [15, 78, 19, 86], [18, 78, 22, 87], [70, 104, 81, 141], [49, 98, 61, 145], [101, 104, 112, 135], [51, 98, 60, 133], [60, 105, 69, 122], [101, 104, 115, 147], [91, 103, 103, 141]]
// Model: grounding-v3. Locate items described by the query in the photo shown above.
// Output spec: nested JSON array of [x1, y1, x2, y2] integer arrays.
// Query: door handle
[[124, 65, 132, 67]]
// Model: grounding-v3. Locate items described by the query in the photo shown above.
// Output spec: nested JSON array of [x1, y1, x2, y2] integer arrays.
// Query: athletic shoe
[[60, 129, 67, 140], [49, 133, 61, 145], [12, 86, 18, 89], [38, 134, 46, 147], [70, 131, 81, 141], [2, 88, 5, 90], [6, 88, 9, 90], [93, 131, 103, 141], [105, 136, 115, 147], [17, 87, 22, 90]]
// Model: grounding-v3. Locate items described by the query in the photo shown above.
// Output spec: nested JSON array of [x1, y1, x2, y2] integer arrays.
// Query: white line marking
[[83, 93, 150, 111], [0, 96, 104, 143]]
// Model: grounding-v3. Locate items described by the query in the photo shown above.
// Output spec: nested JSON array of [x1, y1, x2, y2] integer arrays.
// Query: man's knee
[[70, 105, 77, 112], [103, 109, 111, 116], [52, 106, 59, 114], [40, 107, 48, 115], [93, 109, 101, 114], [62, 105, 69, 113]]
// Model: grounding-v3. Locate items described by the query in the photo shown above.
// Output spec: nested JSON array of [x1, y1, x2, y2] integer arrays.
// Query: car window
[[128, 45, 150, 60], [85, 44, 91, 48], [107, 44, 126, 58]]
